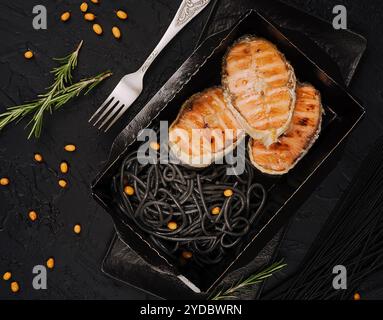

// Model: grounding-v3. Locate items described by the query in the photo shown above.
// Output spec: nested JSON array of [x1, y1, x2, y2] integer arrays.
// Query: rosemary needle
[[210, 260, 287, 300], [50, 40, 83, 92], [0, 41, 112, 139]]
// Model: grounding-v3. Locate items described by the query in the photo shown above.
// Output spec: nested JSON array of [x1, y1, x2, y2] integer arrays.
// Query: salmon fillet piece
[[169, 87, 245, 168], [223, 36, 296, 147], [249, 83, 322, 175]]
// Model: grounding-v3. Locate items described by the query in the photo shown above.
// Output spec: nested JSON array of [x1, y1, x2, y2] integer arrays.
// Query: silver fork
[[89, 0, 211, 132]]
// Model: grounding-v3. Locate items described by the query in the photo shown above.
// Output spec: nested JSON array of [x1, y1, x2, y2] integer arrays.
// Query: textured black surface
[[0, 0, 382, 300]]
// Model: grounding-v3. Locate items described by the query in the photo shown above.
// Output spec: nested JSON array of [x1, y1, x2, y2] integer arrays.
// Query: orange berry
[[3, 272, 12, 281], [46, 258, 55, 269], [182, 251, 193, 259], [112, 26, 121, 39], [10, 281, 19, 293], [92, 23, 103, 35], [73, 224, 81, 234], [167, 221, 178, 231], [60, 162, 69, 174], [150, 142, 160, 151], [58, 179, 67, 188], [61, 12, 71, 22], [64, 144, 76, 152], [24, 50, 34, 59], [0, 177, 10, 186], [34, 153, 43, 162], [116, 10, 128, 20], [84, 13, 96, 21], [80, 2, 88, 12], [124, 186, 135, 196], [28, 211, 38, 221]]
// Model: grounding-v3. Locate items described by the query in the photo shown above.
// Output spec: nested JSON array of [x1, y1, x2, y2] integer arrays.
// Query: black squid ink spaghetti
[[112, 146, 267, 266]]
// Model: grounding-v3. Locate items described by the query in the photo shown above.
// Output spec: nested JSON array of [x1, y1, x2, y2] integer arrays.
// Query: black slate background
[[0, 0, 382, 300]]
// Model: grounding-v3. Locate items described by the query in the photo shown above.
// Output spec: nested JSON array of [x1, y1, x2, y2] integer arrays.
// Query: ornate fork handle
[[176, 0, 211, 26], [140, 0, 211, 74]]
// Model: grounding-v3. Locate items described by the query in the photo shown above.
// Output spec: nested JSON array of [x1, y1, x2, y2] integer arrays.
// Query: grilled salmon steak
[[169, 87, 245, 168], [249, 83, 322, 175], [223, 36, 296, 147]]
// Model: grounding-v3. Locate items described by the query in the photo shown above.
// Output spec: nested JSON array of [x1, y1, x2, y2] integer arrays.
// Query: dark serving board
[[98, 5, 366, 299]]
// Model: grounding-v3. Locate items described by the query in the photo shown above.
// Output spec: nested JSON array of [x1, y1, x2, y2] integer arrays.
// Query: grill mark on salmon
[[222, 36, 296, 147], [249, 83, 323, 175], [169, 87, 245, 168]]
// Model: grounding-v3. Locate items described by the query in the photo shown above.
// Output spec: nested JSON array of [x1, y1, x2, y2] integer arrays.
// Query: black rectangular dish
[[92, 10, 365, 294]]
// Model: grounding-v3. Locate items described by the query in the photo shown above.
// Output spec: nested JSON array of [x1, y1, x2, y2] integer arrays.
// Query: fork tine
[[92, 100, 119, 126], [89, 95, 114, 123], [104, 104, 130, 133], [98, 103, 125, 130]]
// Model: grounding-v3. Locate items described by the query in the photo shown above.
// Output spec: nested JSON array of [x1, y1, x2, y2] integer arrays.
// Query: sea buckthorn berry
[[24, 50, 34, 59], [60, 162, 69, 174], [58, 179, 67, 188], [73, 224, 81, 234], [10, 281, 19, 293], [0, 177, 10, 186], [224, 189, 233, 197], [112, 26, 121, 39], [3, 272, 11, 281], [150, 142, 160, 151], [92, 23, 103, 35], [64, 144, 76, 152], [61, 12, 71, 22], [46, 258, 55, 269], [182, 251, 193, 259], [84, 13, 96, 21], [124, 186, 135, 196], [354, 292, 361, 300], [167, 221, 178, 231], [211, 207, 221, 215], [116, 10, 128, 20], [80, 2, 88, 12], [34, 153, 43, 162], [90, 0, 99, 4], [28, 211, 38, 221]]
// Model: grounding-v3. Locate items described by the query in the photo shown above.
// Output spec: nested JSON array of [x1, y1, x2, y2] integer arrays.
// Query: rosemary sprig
[[54, 71, 113, 109], [210, 260, 287, 300], [0, 41, 111, 139], [31, 41, 84, 119], [28, 71, 112, 138], [50, 40, 83, 92]]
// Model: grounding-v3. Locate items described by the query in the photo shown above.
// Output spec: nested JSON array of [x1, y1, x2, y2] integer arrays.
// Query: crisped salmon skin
[[249, 84, 322, 175], [223, 36, 296, 146], [169, 87, 244, 166]]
